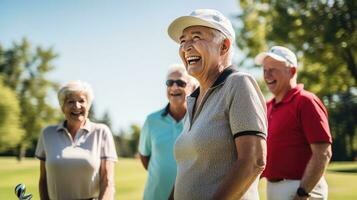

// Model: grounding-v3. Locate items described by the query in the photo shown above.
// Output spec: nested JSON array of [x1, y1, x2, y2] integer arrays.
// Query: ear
[[290, 67, 297, 77], [220, 38, 230, 55]]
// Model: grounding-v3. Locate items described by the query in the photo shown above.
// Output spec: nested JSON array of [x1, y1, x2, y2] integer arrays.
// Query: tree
[[0, 38, 61, 159], [113, 124, 141, 158], [0, 77, 24, 151], [128, 124, 141, 155], [90, 107, 113, 130], [237, 0, 356, 94], [236, 0, 357, 160], [114, 130, 132, 157], [328, 90, 357, 160]]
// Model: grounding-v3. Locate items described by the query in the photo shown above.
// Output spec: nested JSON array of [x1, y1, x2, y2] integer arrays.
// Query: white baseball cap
[[168, 9, 235, 44], [255, 46, 298, 67]]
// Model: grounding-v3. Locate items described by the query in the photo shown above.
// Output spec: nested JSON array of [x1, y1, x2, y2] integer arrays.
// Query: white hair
[[166, 64, 187, 78], [211, 29, 234, 66], [166, 64, 199, 87], [57, 80, 94, 108]]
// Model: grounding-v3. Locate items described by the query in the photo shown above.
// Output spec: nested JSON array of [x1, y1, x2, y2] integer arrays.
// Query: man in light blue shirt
[[138, 64, 197, 200]]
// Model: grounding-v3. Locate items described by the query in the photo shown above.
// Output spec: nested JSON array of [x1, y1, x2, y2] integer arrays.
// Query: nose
[[74, 101, 81, 108], [171, 82, 180, 89], [181, 40, 193, 52]]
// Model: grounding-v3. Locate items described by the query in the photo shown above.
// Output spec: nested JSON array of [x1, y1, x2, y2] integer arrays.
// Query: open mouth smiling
[[170, 92, 183, 97], [186, 56, 201, 65], [266, 80, 277, 85], [71, 111, 84, 116]]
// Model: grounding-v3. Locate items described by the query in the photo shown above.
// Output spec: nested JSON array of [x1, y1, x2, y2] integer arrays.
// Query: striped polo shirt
[[174, 67, 267, 200]]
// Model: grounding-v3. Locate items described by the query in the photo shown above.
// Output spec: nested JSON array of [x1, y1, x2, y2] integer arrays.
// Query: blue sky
[[1, 0, 258, 132]]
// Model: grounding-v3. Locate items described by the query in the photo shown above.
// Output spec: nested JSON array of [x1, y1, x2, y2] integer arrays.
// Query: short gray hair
[[166, 64, 199, 87], [58, 80, 94, 108], [211, 29, 234, 66]]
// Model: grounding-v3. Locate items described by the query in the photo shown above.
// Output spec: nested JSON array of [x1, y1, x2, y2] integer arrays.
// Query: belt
[[267, 178, 285, 182]]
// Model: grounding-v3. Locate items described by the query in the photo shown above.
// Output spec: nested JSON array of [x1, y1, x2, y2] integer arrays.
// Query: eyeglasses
[[166, 79, 187, 88]]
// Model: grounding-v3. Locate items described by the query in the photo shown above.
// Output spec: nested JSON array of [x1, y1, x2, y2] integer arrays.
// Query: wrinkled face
[[179, 26, 222, 79], [263, 56, 294, 97], [166, 72, 192, 107], [62, 91, 89, 123]]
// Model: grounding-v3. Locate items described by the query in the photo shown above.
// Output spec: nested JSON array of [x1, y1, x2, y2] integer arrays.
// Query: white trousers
[[266, 177, 328, 200]]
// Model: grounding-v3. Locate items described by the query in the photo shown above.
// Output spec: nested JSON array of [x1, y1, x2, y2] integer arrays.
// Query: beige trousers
[[266, 177, 328, 200]]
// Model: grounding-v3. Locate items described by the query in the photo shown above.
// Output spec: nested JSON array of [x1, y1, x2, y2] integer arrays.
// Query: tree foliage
[[88, 104, 141, 158], [328, 90, 357, 160], [237, 0, 357, 160], [114, 124, 141, 158], [0, 77, 24, 151], [0, 38, 142, 159], [0, 38, 61, 159], [237, 0, 356, 94]]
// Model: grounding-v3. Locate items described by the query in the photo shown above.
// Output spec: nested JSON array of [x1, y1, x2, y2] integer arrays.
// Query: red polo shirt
[[262, 84, 332, 180]]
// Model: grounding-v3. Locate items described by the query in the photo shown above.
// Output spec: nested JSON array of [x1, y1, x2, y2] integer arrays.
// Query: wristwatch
[[296, 187, 310, 197]]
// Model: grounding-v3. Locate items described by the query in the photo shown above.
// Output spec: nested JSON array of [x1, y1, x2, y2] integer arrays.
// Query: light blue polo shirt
[[138, 105, 185, 200]]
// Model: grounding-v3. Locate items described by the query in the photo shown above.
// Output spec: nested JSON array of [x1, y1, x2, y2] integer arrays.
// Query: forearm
[[99, 180, 115, 200], [211, 158, 265, 200], [39, 178, 49, 200], [300, 151, 331, 192], [99, 160, 115, 200], [39, 161, 49, 200]]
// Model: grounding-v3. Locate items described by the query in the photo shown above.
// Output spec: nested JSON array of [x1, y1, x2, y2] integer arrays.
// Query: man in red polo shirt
[[255, 46, 332, 200]]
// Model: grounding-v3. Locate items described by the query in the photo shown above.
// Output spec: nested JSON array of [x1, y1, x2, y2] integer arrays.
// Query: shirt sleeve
[[300, 95, 332, 144], [138, 118, 151, 156], [101, 125, 118, 161], [35, 130, 46, 161], [227, 74, 267, 139]]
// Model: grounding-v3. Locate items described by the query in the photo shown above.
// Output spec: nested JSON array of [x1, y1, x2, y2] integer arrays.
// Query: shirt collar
[[190, 66, 237, 98], [272, 84, 304, 105], [161, 103, 170, 117], [56, 119, 92, 133]]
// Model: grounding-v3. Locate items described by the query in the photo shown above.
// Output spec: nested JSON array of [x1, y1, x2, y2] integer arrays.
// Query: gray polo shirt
[[174, 67, 267, 200], [35, 120, 118, 200]]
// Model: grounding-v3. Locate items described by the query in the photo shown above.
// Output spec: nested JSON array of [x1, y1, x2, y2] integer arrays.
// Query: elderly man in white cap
[[168, 9, 267, 200], [255, 46, 332, 200]]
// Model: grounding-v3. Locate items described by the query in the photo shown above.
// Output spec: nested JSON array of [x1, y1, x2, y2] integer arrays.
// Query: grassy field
[[0, 157, 356, 200]]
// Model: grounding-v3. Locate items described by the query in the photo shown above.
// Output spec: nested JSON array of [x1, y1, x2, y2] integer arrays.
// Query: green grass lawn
[[0, 157, 356, 200]]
